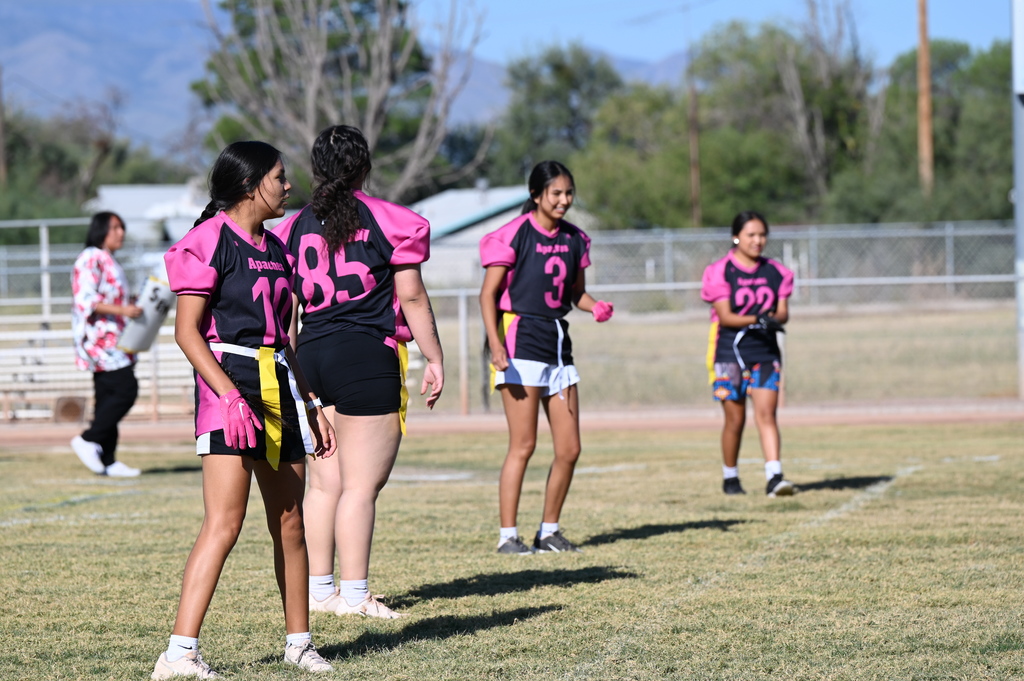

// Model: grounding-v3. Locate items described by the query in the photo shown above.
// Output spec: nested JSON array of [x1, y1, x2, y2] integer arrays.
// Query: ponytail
[[310, 125, 372, 253]]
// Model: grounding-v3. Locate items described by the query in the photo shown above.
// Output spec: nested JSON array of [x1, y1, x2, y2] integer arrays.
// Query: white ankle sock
[[286, 632, 311, 648], [540, 522, 559, 539], [309, 574, 335, 602], [339, 579, 369, 606], [765, 460, 782, 480], [166, 635, 198, 662], [499, 526, 518, 541], [723, 465, 739, 479]]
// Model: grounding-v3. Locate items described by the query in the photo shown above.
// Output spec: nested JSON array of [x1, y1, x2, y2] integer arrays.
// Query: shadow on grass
[[304, 606, 560, 661], [142, 465, 204, 475], [389, 566, 638, 608], [583, 519, 749, 547], [796, 475, 892, 492]]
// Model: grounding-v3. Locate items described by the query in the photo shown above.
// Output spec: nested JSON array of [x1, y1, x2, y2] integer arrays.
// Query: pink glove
[[592, 300, 614, 323], [218, 389, 263, 449]]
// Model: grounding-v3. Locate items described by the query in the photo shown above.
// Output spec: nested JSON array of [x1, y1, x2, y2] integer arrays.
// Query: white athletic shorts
[[494, 358, 580, 397]]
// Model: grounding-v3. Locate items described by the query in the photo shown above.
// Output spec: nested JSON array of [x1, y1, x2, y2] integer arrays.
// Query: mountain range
[[0, 1, 688, 155]]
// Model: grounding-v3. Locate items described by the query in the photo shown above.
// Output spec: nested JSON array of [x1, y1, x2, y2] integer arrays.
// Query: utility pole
[[917, 0, 934, 196], [0, 64, 8, 189]]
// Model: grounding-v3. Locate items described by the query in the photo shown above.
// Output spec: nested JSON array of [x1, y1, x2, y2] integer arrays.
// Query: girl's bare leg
[[498, 385, 543, 528], [539, 385, 581, 524], [254, 458, 308, 634], [171, 454, 253, 637]]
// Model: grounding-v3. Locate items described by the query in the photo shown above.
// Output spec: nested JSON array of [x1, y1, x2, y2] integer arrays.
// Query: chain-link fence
[[0, 219, 1017, 420]]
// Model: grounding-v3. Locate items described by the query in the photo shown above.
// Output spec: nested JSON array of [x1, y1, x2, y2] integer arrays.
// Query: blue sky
[[414, 0, 1010, 67]]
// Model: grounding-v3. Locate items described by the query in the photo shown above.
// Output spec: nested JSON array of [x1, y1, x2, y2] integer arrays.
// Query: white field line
[[687, 465, 922, 593]]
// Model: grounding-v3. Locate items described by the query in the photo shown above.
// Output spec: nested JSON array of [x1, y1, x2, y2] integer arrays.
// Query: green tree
[[826, 40, 1011, 222], [487, 43, 623, 185], [0, 108, 189, 244]]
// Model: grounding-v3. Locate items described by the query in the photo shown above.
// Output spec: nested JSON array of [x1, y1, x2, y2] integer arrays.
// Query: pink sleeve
[[770, 259, 795, 299], [701, 258, 730, 304], [271, 210, 300, 246], [357, 192, 431, 265], [575, 224, 592, 268], [480, 216, 526, 268], [164, 222, 220, 296]]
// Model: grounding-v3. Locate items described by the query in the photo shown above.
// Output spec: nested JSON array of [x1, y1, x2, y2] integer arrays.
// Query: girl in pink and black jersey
[[154, 141, 335, 679], [273, 125, 444, 619], [480, 161, 614, 555], [701, 210, 795, 498]]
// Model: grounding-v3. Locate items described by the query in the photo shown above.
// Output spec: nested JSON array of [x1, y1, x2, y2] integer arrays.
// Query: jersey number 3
[[544, 256, 567, 309]]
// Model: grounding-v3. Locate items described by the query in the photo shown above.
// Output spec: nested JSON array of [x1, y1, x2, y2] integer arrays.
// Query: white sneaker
[[71, 436, 105, 474], [105, 461, 141, 477], [309, 588, 345, 613], [151, 651, 220, 679], [334, 594, 407, 619], [284, 640, 333, 673]]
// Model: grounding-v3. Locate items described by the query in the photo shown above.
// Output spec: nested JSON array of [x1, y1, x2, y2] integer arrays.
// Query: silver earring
[[733, 239, 739, 245]]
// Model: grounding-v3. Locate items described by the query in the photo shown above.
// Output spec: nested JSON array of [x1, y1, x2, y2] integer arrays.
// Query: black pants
[[82, 366, 138, 466]]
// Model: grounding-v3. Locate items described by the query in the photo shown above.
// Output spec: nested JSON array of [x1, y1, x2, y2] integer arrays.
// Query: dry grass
[[415, 303, 1017, 416], [1, 419, 1023, 679]]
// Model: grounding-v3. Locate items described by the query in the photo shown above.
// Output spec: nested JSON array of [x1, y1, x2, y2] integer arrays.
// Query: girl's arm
[[773, 298, 790, 325], [174, 294, 237, 397], [284, 344, 336, 459], [393, 264, 444, 409], [572, 269, 613, 322], [712, 298, 787, 328], [479, 265, 509, 370]]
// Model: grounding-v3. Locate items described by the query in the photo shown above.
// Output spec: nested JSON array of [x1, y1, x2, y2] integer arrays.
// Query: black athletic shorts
[[298, 330, 402, 416]]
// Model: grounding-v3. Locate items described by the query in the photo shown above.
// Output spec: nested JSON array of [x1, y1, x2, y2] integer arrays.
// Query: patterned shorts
[[712, 361, 781, 402]]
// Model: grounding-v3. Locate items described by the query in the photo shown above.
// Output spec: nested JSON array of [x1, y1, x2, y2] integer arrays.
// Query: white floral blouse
[[71, 246, 136, 373]]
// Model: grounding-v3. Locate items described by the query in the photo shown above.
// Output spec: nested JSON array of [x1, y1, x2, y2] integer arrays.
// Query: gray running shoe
[[766, 474, 795, 498], [496, 536, 534, 555], [533, 530, 582, 553]]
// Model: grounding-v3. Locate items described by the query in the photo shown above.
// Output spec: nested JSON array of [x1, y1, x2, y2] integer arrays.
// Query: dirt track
[[3, 399, 1021, 448]]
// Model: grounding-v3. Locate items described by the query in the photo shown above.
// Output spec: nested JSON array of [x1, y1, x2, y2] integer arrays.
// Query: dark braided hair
[[310, 125, 372, 253], [520, 160, 575, 214], [194, 141, 283, 228]]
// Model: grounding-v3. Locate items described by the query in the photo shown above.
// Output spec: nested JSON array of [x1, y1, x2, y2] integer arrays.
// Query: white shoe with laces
[[284, 640, 333, 673], [151, 650, 220, 679], [105, 461, 141, 477], [334, 594, 406, 619], [71, 436, 105, 474], [309, 588, 345, 613]]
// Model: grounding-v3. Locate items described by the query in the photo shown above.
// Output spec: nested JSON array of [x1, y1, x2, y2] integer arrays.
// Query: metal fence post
[[458, 288, 470, 415], [945, 222, 956, 296], [39, 222, 51, 324], [809, 226, 820, 306]]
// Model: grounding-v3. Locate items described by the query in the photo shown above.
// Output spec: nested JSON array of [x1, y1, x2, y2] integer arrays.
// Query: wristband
[[305, 398, 323, 412]]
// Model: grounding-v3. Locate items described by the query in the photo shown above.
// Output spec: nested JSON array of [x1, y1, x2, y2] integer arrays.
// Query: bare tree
[[776, 0, 871, 202], [199, 0, 486, 201]]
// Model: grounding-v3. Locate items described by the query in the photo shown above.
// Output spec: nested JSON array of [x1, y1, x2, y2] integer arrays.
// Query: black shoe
[[497, 536, 534, 555], [533, 530, 582, 553], [723, 477, 746, 495], [766, 474, 795, 498]]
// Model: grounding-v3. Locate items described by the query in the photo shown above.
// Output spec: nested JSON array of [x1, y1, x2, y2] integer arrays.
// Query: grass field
[[417, 303, 1018, 416], [2, 419, 1023, 680]]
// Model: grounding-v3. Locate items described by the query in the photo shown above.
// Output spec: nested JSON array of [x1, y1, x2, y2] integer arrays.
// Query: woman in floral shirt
[[70, 211, 143, 477]]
